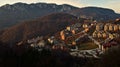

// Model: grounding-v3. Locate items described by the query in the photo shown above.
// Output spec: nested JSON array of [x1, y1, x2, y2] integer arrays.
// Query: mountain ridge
[[0, 2, 120, 29], [68, 7, 120, 21], [0, 2, 78, 29], [0, 13, 79, 44]]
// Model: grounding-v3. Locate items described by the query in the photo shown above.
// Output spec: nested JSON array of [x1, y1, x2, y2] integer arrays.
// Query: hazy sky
[[0, 0, 120, 13]]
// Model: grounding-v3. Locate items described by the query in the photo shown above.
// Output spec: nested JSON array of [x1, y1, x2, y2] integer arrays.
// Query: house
[[66, 26, 71, 31], [119, 25, 120, 30], [113, 24, 119, 31], [104, 24, 109, 31], [72, 41, 76, 46], [109, 24, 114, 31], [113, 33, 119, 38], [71, 30, 76, 34], [97, 32, 102, 38], [83, 23, 88, 28], [102, 32, 107, 38], [82, 22, 92, 29], [60, 30, 72, 40], [73, 23, 82, 28], [85, 28, 89, 32], [96, 23, 104, 31], [92, 31, 97, 37], [71, 28, 81, 34], [37, 40, 45, 47], [48, 36, 56, 44], [30, 44, 35, 47], [109, 34, 114, 39], [66, 23, 82, 31], [60, 30, 66, 40]]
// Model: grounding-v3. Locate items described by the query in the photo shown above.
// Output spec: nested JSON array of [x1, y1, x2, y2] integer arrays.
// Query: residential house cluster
[[92, 23, 120, 39], [95, 23, 120, 32], [47, 36, 69, 51], [92, 31, 119, 39], [104, 23, 120, 32], [60, 22, 92, 41], [60, 23, 83, 40], [27, 36, 46, 48]]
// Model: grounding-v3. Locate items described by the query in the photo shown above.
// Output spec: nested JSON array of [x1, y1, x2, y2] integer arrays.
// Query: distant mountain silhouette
[[0, 2, 78, 29], [0, 2, 120, 29], [0, 13, 79, 44], [69, 7, 120, 21]]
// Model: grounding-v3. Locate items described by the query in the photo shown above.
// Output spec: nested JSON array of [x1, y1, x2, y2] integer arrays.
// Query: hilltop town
[[17, 18, 120, 58]]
